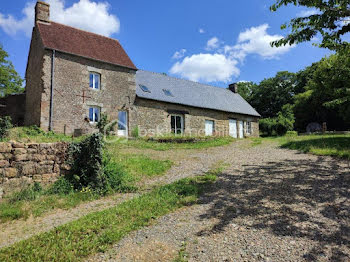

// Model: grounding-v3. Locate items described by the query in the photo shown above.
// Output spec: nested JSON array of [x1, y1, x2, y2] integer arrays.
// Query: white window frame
[[89, 72, 101, 90], [171, 114, 184, 135], [246, 121, 252, 134], [89, 106, 100, 124]]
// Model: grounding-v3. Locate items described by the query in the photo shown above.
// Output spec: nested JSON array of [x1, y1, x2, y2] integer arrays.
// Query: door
[[238, 120, 244, 138], [171, 115, 184, 134], [117, 111, 128, 137], [229, 119, 237, 138], [205, 120, 214, 136]]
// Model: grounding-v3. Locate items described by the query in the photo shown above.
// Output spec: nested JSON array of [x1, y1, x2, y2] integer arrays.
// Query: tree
[[0, 44, 23, 98], [237, 81, 258, 101], [270, 0, 350, 51], [294, 53, 350, 131], [249, 71, 297, 118]]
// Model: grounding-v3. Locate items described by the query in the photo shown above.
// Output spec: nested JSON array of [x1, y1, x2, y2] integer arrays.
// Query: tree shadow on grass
[[281, 136, 350, 159], [196, 156, 350, 261]]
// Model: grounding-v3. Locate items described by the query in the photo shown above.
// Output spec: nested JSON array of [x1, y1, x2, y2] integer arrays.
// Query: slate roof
[[135, 71, 260, 117], [37, 22, 136, 70]]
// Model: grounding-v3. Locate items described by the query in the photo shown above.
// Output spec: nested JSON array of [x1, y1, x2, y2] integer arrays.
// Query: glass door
[[171, 115, 184, 135], [118, 111, 128, 137]]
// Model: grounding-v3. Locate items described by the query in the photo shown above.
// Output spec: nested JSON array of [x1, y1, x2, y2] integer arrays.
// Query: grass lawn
[[2, 127, 85, 143], [111, 136, 235, 151], [0, 148, 173, 223], [250, 133, 350, 160], [0, 174, 217, 262]]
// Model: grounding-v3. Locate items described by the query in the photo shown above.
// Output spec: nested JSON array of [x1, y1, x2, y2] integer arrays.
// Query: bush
[[21, 125, 45, 136], [47, 177, 74, 195], [286, 131, 298, 137], [66, 133, 105, 191], [66, 133, 132, 194], [0, 116, 12, 140], [97, 113, 116, 135], [260, 104, 295, 136]]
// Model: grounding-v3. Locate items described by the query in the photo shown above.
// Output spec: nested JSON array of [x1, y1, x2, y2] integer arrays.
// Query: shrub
[[286, 131, 298, 137], [66, 133, 105, 191], [22, 125, 45, 136], [131, 127, 139, 138], [97, 113, 116, 135], [0, 116, 12, 140], [260, 104, 295, 136], [47, 177, 74, 195]]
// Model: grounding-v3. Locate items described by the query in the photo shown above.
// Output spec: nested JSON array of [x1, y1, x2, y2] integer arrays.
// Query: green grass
[[113, 136, 235, 151], [0, 190, 99, 223], [0, 152, 172, 223], [251, 133, 350, 160], [279, 134, 350, 160], [115, 154, 172, 181], [0, 175, 217, 262], [2, 126, 86, 143]]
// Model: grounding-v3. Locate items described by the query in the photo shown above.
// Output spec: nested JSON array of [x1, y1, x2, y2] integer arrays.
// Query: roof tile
[[37, 22, 136, 70]]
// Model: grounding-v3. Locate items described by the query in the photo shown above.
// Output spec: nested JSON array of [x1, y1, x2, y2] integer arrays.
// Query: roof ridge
[[48, 21, 121, 44], [139, 70, 232, 92]]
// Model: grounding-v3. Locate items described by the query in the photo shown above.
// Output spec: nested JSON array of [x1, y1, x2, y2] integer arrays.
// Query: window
[[139, 85, 151, 93], [89, 106, 100, 123], [246, 121, 252, 134], [163, 89, 174, 97], [171, 115, 183, 134], [117, 111, 128, 137], [89, 73, 100, 90]]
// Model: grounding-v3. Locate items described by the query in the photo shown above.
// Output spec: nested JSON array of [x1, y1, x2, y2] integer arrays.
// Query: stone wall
[[131, 98, 260, 137], [0, 94, 26, 126], [0, 142, 69, 198]]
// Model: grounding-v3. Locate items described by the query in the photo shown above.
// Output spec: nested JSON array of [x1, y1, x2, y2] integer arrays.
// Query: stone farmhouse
[[3, 1, 260, 138]]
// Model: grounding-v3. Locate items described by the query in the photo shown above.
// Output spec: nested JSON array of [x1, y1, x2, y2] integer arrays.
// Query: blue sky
[[0, 0, 332, 88]]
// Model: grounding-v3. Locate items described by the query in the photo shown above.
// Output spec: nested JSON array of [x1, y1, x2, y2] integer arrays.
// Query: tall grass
[[0, 174, 217, 262]]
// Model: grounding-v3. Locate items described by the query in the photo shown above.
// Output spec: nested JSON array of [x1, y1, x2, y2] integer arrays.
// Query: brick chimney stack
[[228, 83, 238, 93], [35, 1, 50, 24]]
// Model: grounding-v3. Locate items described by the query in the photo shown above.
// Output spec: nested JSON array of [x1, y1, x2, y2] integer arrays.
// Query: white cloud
[[0, 0, 120, 37], [170, 24, 294, 83], [227, 24, 294, 60], [170, 53, 239, 82], [206, 37, 220, 50], [172, 49, 187, 60], [199, 28, 205, 34], [297, 9, 319, 17]]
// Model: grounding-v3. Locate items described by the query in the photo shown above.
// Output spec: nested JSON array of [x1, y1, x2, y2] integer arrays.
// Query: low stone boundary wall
[[0, 142, 70, 198]]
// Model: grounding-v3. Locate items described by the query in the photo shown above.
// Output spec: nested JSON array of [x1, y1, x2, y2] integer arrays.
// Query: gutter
[[49, 49, 55, 131]]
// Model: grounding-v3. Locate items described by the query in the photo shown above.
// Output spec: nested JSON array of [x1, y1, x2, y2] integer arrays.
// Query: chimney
[[228, 83, 238, 93], [35, 1, 50, 24]]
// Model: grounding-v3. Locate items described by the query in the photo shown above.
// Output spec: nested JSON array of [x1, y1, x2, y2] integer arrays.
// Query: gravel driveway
[[88, 140, 350, 262]]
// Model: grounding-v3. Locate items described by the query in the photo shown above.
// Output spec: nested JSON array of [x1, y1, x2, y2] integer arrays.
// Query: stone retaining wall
[[0, 142, 70, 198]]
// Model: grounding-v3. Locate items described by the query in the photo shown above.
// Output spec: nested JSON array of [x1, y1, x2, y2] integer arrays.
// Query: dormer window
[[163, 89, 174, 97], [89, 73, 100, 90]]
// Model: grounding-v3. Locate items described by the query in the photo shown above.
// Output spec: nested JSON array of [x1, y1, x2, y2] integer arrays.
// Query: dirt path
[[88, 140, 350, 262], [0, 142, 235, 248]]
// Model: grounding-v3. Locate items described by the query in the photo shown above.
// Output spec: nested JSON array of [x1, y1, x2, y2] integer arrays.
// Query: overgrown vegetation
[[0, 134, 173, 223], [259, 104, 295, 136], [0, 174, 217, 261], [113, 136, 235, 151], [96, 113, 116, 135], [0, 116, 12, 140], [3, 126, 84, 143]]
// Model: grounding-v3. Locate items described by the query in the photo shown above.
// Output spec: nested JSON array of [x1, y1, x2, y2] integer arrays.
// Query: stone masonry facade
[[0, 142, 69, 198], [24, 26, 137, 135], [131, 98, 259, 137]]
